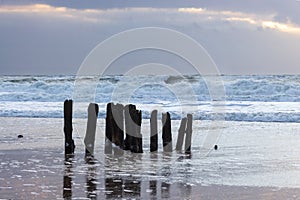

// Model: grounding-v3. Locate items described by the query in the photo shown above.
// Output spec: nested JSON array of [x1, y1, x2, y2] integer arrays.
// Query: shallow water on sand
[[1, 117, 300, 199]]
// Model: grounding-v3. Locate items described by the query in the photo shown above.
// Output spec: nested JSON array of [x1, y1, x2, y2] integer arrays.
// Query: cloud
[[1, 4, 300, 34], [0, 4, 69, 13], [261, 21, 300, 33], [0, 4, 106, 23], [178, 7, 300, 34], [1, 3, 300, 75]]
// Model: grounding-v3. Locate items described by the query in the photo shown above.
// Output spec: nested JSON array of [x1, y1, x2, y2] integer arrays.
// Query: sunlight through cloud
[[0, 4, 300, 34]]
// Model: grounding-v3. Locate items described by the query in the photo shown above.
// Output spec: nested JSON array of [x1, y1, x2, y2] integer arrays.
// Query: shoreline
[[1, 117, 300, 199], [1, 149, 300, 200]]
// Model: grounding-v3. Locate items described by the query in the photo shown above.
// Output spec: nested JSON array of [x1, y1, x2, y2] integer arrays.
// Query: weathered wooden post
[[124, 104, 143, 153], [136, 109, 143, 153], [84, 103, 99, 156], [111, 103, 124, 155], [162, 112, 172, 152], [150, 110, 158, 152], [113, 103, 124, 150], [175, 117, 187, 151], [185, 114, 193, 154], [105, 103, 113, 154], [64, 99, 75, 154], [130, 105, 138, 153], [124, 104, 133, 151]]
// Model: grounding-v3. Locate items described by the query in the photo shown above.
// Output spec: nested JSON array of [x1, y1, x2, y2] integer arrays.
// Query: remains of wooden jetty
[[63, 100, 194, 156]]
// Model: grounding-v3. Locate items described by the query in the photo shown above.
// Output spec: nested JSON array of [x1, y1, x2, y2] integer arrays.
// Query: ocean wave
[[2, 109, 299, 123], [1, 75, 300, 122], [1, 75, 300, 102], [1, 101, 299, 123]]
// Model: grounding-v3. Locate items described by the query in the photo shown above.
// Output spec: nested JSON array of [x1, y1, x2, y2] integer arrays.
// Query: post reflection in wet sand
[[149, 180, 157, 196], [161, 182, 170, 199], [105, 176, 142, 199], [104, 153, 142, 199], [102, 152, 193, 199], [104, 176, 192, 199], [85, 155, 97, 199], [61, 151, 193, 199], [63, 154, 74, 199]]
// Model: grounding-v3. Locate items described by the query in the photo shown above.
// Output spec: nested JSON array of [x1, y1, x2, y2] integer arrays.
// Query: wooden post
[[124, 105, 131, 151], [64, 99, 75, 154], [162, 112, 172, 152], [111, 103, 117, 146], [105, 103, 113, 154], [150, 110, 158, 152], [176, 117, 187, 151], [130, 105, 138, 153], [113, 103, 124, 149], [136, 109, 143, 153], [185, 114, 193, 154], [111, 103, 124, 155], [124, 104, 136, 151], [124, 104, 143, 153], [84, 103, 99, 156]]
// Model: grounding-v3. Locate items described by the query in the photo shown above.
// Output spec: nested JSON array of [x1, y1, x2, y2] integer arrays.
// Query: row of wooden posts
[[63, 99, 193, 156]]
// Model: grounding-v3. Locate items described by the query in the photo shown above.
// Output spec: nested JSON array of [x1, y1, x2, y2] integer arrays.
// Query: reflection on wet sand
[[63, 155, 74, 199], [62, 152, 193, 199], [85, 155, 97, 199], [104, 153, 142, 199], [103, 152, 192, 199], [63, 154, 99, 199], [161, 182, 170, 199], [105, 176, 142, 199], [104, 177, 191, 199], [149, 180, 157, 196]]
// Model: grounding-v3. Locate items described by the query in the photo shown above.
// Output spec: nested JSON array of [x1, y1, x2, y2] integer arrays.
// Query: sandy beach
[[1, 150, 300, 200], [1, 117, 300, 199]]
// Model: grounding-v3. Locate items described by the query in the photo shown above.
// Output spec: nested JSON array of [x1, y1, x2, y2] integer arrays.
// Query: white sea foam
[[0, 75, 300, 122]]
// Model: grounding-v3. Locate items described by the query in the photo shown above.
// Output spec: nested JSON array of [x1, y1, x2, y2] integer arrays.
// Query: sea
[[1, 75, 300, 199], [1, 74, 300, 122]]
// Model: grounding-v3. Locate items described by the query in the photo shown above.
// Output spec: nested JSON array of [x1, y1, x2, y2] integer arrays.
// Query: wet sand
[[1, 149, 300, 199], [1, 117, 300, 199]]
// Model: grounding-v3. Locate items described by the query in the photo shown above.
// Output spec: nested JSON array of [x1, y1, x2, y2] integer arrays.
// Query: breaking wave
[[1, 75, 300, 122]]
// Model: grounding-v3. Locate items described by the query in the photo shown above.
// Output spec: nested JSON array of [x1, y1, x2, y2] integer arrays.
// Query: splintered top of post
[[88, 103, 99, 116]]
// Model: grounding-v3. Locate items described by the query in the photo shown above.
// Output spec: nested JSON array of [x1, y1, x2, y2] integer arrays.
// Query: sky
[[1, 0, 300, 75]]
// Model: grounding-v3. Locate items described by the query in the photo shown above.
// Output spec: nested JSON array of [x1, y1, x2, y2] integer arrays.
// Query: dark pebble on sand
[[214, 145, 218, 150], [17, 135, 23, 138]]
